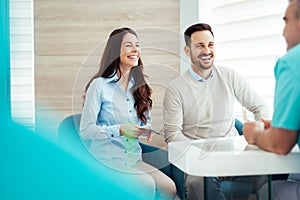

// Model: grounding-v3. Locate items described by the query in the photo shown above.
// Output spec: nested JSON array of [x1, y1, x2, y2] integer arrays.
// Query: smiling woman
[[79, 27, 177, 200], [119, 33, 141, 73]]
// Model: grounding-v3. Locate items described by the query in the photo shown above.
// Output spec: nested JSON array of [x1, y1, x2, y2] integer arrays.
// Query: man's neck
[[191, 65, 213, 80]]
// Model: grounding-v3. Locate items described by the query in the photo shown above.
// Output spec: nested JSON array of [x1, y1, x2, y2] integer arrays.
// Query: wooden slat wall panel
[[34, 0, 179, 55], [35, 0, 180, 139]]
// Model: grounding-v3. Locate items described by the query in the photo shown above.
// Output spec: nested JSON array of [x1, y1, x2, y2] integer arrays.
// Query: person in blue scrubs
[[80, 27, 176, 200], [243, 0, 300, 199]]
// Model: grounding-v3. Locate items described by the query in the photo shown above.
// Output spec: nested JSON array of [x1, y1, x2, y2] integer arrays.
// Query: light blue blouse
[[80, 73, 151, 166]]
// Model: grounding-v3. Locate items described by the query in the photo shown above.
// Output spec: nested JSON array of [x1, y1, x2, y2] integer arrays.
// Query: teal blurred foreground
[[0, 121, 152, 200]]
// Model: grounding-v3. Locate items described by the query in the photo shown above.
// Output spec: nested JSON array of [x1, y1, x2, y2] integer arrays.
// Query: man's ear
[[184, 46, 190, 57], [296, 19, 300, 40], [297, 18, 300, 29]]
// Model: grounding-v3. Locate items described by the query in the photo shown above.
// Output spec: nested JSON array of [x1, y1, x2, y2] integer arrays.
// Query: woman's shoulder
[[92, 77, 107, 84], [89, 77, 107, 90]]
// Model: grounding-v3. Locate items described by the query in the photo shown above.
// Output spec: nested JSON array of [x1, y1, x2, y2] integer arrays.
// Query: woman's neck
[[118, 68, 131, 91]]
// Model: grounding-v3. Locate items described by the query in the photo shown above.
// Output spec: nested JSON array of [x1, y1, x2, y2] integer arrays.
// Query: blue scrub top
[[272, 44, 300, 147]]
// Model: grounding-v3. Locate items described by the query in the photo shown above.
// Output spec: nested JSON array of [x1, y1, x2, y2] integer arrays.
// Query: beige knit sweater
[[163, 65, 269, 143]]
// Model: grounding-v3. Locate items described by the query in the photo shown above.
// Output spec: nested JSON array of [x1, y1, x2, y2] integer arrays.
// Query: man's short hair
[[294, 0, 300, 19], [184, 23, 214, 46]]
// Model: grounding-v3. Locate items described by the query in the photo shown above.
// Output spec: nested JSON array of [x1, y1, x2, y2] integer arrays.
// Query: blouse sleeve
[[79, 79, 121, 140]]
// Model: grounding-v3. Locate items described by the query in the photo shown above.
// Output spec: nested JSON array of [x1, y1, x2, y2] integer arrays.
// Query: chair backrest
[[235, 118, 244, 135], [57, 113, 89, 154]]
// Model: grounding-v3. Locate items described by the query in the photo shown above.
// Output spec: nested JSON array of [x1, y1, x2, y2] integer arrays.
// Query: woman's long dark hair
[[84, 27, 152, 124]]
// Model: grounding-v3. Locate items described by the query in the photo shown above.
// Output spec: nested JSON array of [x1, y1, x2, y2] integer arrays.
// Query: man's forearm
[[256, 127, 298, 155]]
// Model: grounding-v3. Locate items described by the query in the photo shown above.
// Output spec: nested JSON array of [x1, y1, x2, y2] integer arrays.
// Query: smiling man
[[163, 23, 269, 200]]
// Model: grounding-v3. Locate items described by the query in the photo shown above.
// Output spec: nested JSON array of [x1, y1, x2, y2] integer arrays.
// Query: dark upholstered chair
[[57, 113, 91, 159]]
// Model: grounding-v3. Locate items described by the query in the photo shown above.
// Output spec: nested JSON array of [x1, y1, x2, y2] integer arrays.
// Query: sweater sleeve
[[163, 85, 190, 143], [230, 69, 270, 121]]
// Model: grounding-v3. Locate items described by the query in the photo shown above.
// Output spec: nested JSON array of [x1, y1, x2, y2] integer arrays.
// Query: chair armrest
[[139, 142, 172, 177], [235, 118, 244, 135], [139, 142, 185, 199], [171, 165, 185, 200]]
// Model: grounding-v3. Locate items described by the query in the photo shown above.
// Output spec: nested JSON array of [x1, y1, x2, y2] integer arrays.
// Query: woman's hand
[[137, 126, 152, 143], [120, 124, 152, 142], [120, 124, 142, 138]]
